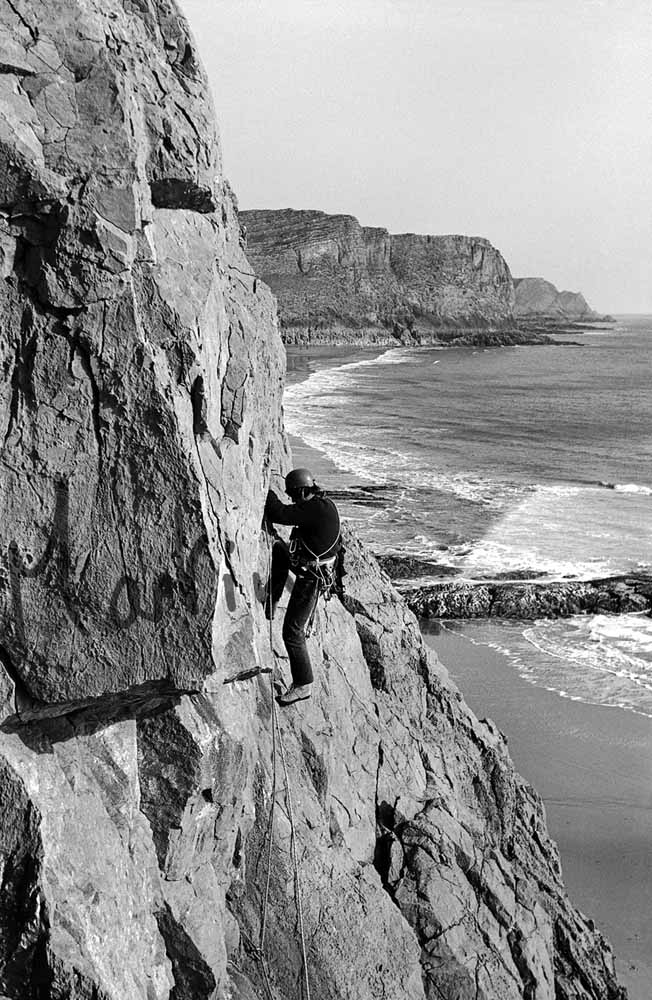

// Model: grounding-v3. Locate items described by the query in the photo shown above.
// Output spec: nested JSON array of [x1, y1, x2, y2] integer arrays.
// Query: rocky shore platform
[[376, 557, 652, 619], [517, 319, 615, 339]]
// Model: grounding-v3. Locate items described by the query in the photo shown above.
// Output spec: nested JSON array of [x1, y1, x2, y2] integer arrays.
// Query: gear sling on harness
[[288, 520, 342, 637]]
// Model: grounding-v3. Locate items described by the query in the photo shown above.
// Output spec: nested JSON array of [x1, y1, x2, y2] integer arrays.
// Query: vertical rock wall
[[390, 232, 515, 328], [0, 3, 627, 1000], [1, 1, 284, 994], [240, 208, 517, 344], [0, 0, 284, 712]]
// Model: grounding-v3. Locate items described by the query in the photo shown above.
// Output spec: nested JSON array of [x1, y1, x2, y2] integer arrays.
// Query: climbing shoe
[[277, 683, 312, 705]]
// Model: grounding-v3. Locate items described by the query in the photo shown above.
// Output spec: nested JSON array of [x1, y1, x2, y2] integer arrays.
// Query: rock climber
[[265, 468, 341, 705]]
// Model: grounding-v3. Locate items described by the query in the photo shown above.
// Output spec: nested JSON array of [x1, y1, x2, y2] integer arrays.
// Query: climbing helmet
[[285, 468, 315, 493]]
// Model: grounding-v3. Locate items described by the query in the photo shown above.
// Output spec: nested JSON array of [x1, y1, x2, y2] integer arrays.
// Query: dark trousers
[[269, 541, 319, 685]]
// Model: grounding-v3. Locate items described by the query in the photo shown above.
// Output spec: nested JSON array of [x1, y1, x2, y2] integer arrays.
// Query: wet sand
[[424, 623, 652, 1000]]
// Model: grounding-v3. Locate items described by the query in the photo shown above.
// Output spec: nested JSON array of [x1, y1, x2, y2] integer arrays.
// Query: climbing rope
[[251, 568, 278, 1000], [274, 701, 311, 1000], [259, 590, 277, 949], [256, 532, 311, 1000]]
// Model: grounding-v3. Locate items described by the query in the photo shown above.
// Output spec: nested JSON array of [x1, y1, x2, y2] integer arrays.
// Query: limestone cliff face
[[514, 277, 600, 321], [0, 4, 626, 1000], [241, 209, 519, 345]]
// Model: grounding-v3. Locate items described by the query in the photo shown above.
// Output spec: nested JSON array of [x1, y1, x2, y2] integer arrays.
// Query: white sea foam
[[451, 616, 652, 718], [454, 483, 652, 579], [288, 323, 652, 715], [286, 337, 652, 582], [459, 539, 614, 579], [604, 482, 652, 495], [287, 363, 524, 507], [589, 614, 652, 653], [285, 349, 415, 439], [520, 614, 652, 716], [287, 346, 416, 391], [308, 438, 521, 508]]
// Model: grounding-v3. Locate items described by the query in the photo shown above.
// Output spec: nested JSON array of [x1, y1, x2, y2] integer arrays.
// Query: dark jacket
[[265, 490, 340, 561]]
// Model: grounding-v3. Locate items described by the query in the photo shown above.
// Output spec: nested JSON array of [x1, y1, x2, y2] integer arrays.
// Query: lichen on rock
[[0, 2, 628, 999]]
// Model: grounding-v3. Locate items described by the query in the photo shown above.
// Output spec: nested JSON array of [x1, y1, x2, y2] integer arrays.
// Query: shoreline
[[285, 343, 391, 388], [284, 339, 652, 998], [283, 327, 584, 348], [285, 344, 390, 490], [282, 320, 617, 350], [424, 623, 652, 1000]]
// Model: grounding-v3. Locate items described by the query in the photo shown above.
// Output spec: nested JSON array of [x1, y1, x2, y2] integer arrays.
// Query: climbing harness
[[289, 499, 343, 622], [254, 532, 311, 1000]]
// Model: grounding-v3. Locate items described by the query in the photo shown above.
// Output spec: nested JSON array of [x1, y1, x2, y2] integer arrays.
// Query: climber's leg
[[266, 540, 291, 619], [281, 568, 319, 687]]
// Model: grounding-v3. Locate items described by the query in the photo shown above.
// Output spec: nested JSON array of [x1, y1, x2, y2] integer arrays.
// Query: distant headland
[[513, 276, 614, 329], [240, 208, 613, 347]]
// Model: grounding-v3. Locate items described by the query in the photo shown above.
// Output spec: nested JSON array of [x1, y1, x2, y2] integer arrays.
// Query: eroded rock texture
[[0, 0, 287, 713], [240, 208, 537, 346], [403, 574, 652, 621], [0, 3, 627, 999]]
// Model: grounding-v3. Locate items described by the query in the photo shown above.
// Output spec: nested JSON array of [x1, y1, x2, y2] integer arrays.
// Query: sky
[[180, 0, 652, 313]]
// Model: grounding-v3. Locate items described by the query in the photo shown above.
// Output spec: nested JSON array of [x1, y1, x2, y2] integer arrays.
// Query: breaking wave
[[448, 615, 652, 718], [598, 481, 652, 495]]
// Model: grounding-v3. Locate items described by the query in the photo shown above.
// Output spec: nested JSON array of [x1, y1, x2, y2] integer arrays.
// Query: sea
[[284, 316, 652, 718]]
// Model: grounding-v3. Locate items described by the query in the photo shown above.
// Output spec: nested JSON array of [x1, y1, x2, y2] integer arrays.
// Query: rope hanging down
[[256, 532, 311, 1000]]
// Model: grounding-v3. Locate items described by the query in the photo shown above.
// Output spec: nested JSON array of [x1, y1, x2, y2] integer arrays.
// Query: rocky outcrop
[[0, 0, 283, 994], [514, 277, 611, 324], [401, 574, 652, 620], [240, 209, 550, 346], [0, 3, 627, 1000]]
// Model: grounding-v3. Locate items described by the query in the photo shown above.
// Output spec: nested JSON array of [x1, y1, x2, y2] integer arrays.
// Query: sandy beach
[[424, 623, 652, 1000]]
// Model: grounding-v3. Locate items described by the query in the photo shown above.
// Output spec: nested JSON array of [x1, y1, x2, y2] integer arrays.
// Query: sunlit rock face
[[1, 0, 283, 993], [241, 208, 517, 344], [0, 3, 627, 999], [0, 0, 284, 708]]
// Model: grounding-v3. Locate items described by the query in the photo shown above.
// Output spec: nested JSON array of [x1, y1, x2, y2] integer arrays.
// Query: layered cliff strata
[[0, 2, 626, 999], [240, 208, 542, 346]]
